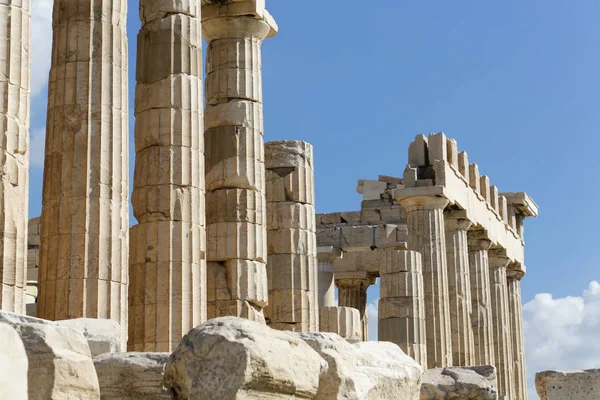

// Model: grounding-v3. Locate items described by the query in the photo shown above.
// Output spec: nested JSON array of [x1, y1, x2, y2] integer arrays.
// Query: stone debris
[[163, 317, 325, 399], [55, 318, 123, 357], [300, 332, 422, 400], [0, 322, 28, 400], [535, 369, 600, 400], [421, 365, 498, 400], [94, 352, 171, 400]]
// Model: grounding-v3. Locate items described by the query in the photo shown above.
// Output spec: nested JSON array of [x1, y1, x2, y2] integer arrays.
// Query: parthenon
[[0, 0, 542, 399]]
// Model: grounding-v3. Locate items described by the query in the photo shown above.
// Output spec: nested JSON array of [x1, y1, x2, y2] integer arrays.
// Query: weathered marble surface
[[536, 369, 600, 400], [421, 365, 497, 400], [0, 322, 27, 399], [55, 318, 123, 357], [94, 352, 170, 400]]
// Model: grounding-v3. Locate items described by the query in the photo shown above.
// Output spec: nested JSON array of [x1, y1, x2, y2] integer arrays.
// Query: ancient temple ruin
[[0, 0, 542, 399]]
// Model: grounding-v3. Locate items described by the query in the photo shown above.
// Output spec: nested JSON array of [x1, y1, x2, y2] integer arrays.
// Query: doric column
[[399, 196, 452, 368], [317, 246, 342, 309], [336, 272, 374, 341], [507, 267, 527, 400], [489, 251, 514, 400], [203, 1, 277, 322], [0, 0, 30, 313], [265, 140, 317, 332], [320, 306, 362, 343], [467, 233, 495, 365], [379, 249, 427, 366], [128, 0, 205, 351], [38, 0, 129, 341], [445, 213, 475, 366]]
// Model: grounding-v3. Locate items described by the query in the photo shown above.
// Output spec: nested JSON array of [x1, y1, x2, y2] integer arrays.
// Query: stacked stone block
[[0, 0, 30, 314], [203, 1, 277, 322], [38, 0, 129, 344], [319, 306, 362, 343], [264, 141, 318, 332], [129, 0, 205, 351], [378, 249, 426, 366]]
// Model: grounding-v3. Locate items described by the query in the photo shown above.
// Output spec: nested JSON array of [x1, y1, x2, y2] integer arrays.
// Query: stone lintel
[[316, 224, 407, 253], [500, 192, 539, 218]]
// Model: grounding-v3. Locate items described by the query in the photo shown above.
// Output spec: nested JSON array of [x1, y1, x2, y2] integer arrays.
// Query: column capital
[[445, 212, 473, 232], [506, 268, 525, 281], [317, 246, 343, 264], [335, 271, 376, 288], [202, 2, 278, 39], [488, 248, 511, 269], [399, 195, 449, 212]]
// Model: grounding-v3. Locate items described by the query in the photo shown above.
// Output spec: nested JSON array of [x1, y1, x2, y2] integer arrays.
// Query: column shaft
[[265, 141, 317, 332], [318, 264, 335, 308], [129, 0, 205, 351], [489, 254, 514, 399], [468, 236, 495, 365], [445, 217, 475, 366], [400, 196, 452, 368], [203, 6, 276, 322], [508, 269, 527, 400], [337, 278, 370, 341], [0, 0, 30, 313], [379, 249, 427, 366], [38, 0, 129, 341]]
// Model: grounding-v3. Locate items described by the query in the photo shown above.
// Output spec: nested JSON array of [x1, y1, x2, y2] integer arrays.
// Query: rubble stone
[[421, 365, 498, 400], [535, 369, 600, 400]]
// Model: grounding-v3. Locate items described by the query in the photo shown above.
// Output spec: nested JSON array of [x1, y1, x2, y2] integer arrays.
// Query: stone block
[[265, 288, 315, 324], [480, 175, 491, 201], [408, 134, 429, 166], [206, 221, 267, 263], [319, 306, 362, 343], [265, 167, 314, 205], [206, 188, 265, 225], [458, 151, 469, 181], [267, 202, 315, 231], [469, 163, 480, 193], [267, 227, 316, 256], [428, 132, 448, 163], [94, 352, 171, 399], [381, 249, 422, 275], [54, 318, 123, 357], [163, 317, 325, 399], [380, 271, 424, 298], [208, 299, 266, 324], [378, 297, 423, 319], [0, 323, 27, 400], [378, 317, 426, 345], [267, 253, 316, 291], [265, 140, 313, 170], [446, 138, 458, 169], [536, 369, 600, 400], [421, 365, 498, 400], [206, 260, 267, 306]]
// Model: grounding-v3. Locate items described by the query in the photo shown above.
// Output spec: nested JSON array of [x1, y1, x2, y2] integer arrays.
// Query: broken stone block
[[94, 352, 171, 399], [299, 332, 423, 400], [163, 317, 325, 399], [421, 365, 498, 400], [535, 369, 600, 400], [0, 322, 27, 399], [54, 318, 123, 357]]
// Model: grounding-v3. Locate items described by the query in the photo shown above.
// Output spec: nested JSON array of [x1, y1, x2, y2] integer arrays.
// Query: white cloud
[[31, 0, 53, 97], [523, 280, 600, 399], [29, 127, 45, 168], [367, 299, 378, 341]]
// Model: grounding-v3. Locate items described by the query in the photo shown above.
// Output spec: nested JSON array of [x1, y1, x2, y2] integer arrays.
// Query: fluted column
[[203, 2, 277, 322], [38, 0, 129, 342], [265, 140, 317, 332], [128, 0, 205, 351], [379, 249, 427, 366], [336, 273, 373, 341], [467, 233, 495, 365], [399, 196, 452, 368], [317, 246, 341, 309], [0, 0, 30, 313], [508, 268, 527, 400], [445, 214, 475, 366], [489, 251, 514, 399]]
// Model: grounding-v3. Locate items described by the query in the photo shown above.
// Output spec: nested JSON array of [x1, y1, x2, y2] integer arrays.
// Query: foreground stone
[[11, 322, 100, 399], [164, 317, 325, 399], [420, 365, 497, 400], [94, 352, 170, 399], [536, 369, 600, 400], [0, 323, 27, 399], [55, 318, 123, 357], [300, 332, 422, 400]]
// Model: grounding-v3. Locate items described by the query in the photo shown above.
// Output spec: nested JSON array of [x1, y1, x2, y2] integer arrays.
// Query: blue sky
[[29, 1, 600, 397]]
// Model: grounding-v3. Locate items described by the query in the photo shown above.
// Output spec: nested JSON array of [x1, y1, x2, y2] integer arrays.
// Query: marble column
[[445, 214, 475, 366], [265, 140, 317, 332], [0, 0, 30, 313], [467, 233, 495, 365], [38, 0, 129, 342], [507, 267, 527, 400], [128, 0, 205, 351], [379, 249, 427, 366], [203, 1, 277, 322], [320, 306, 362, 343], [336, 273, 374, 341], [399, 196, 452, 368], [317, 246, 341, 309], [489, 251, 514, 399]]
